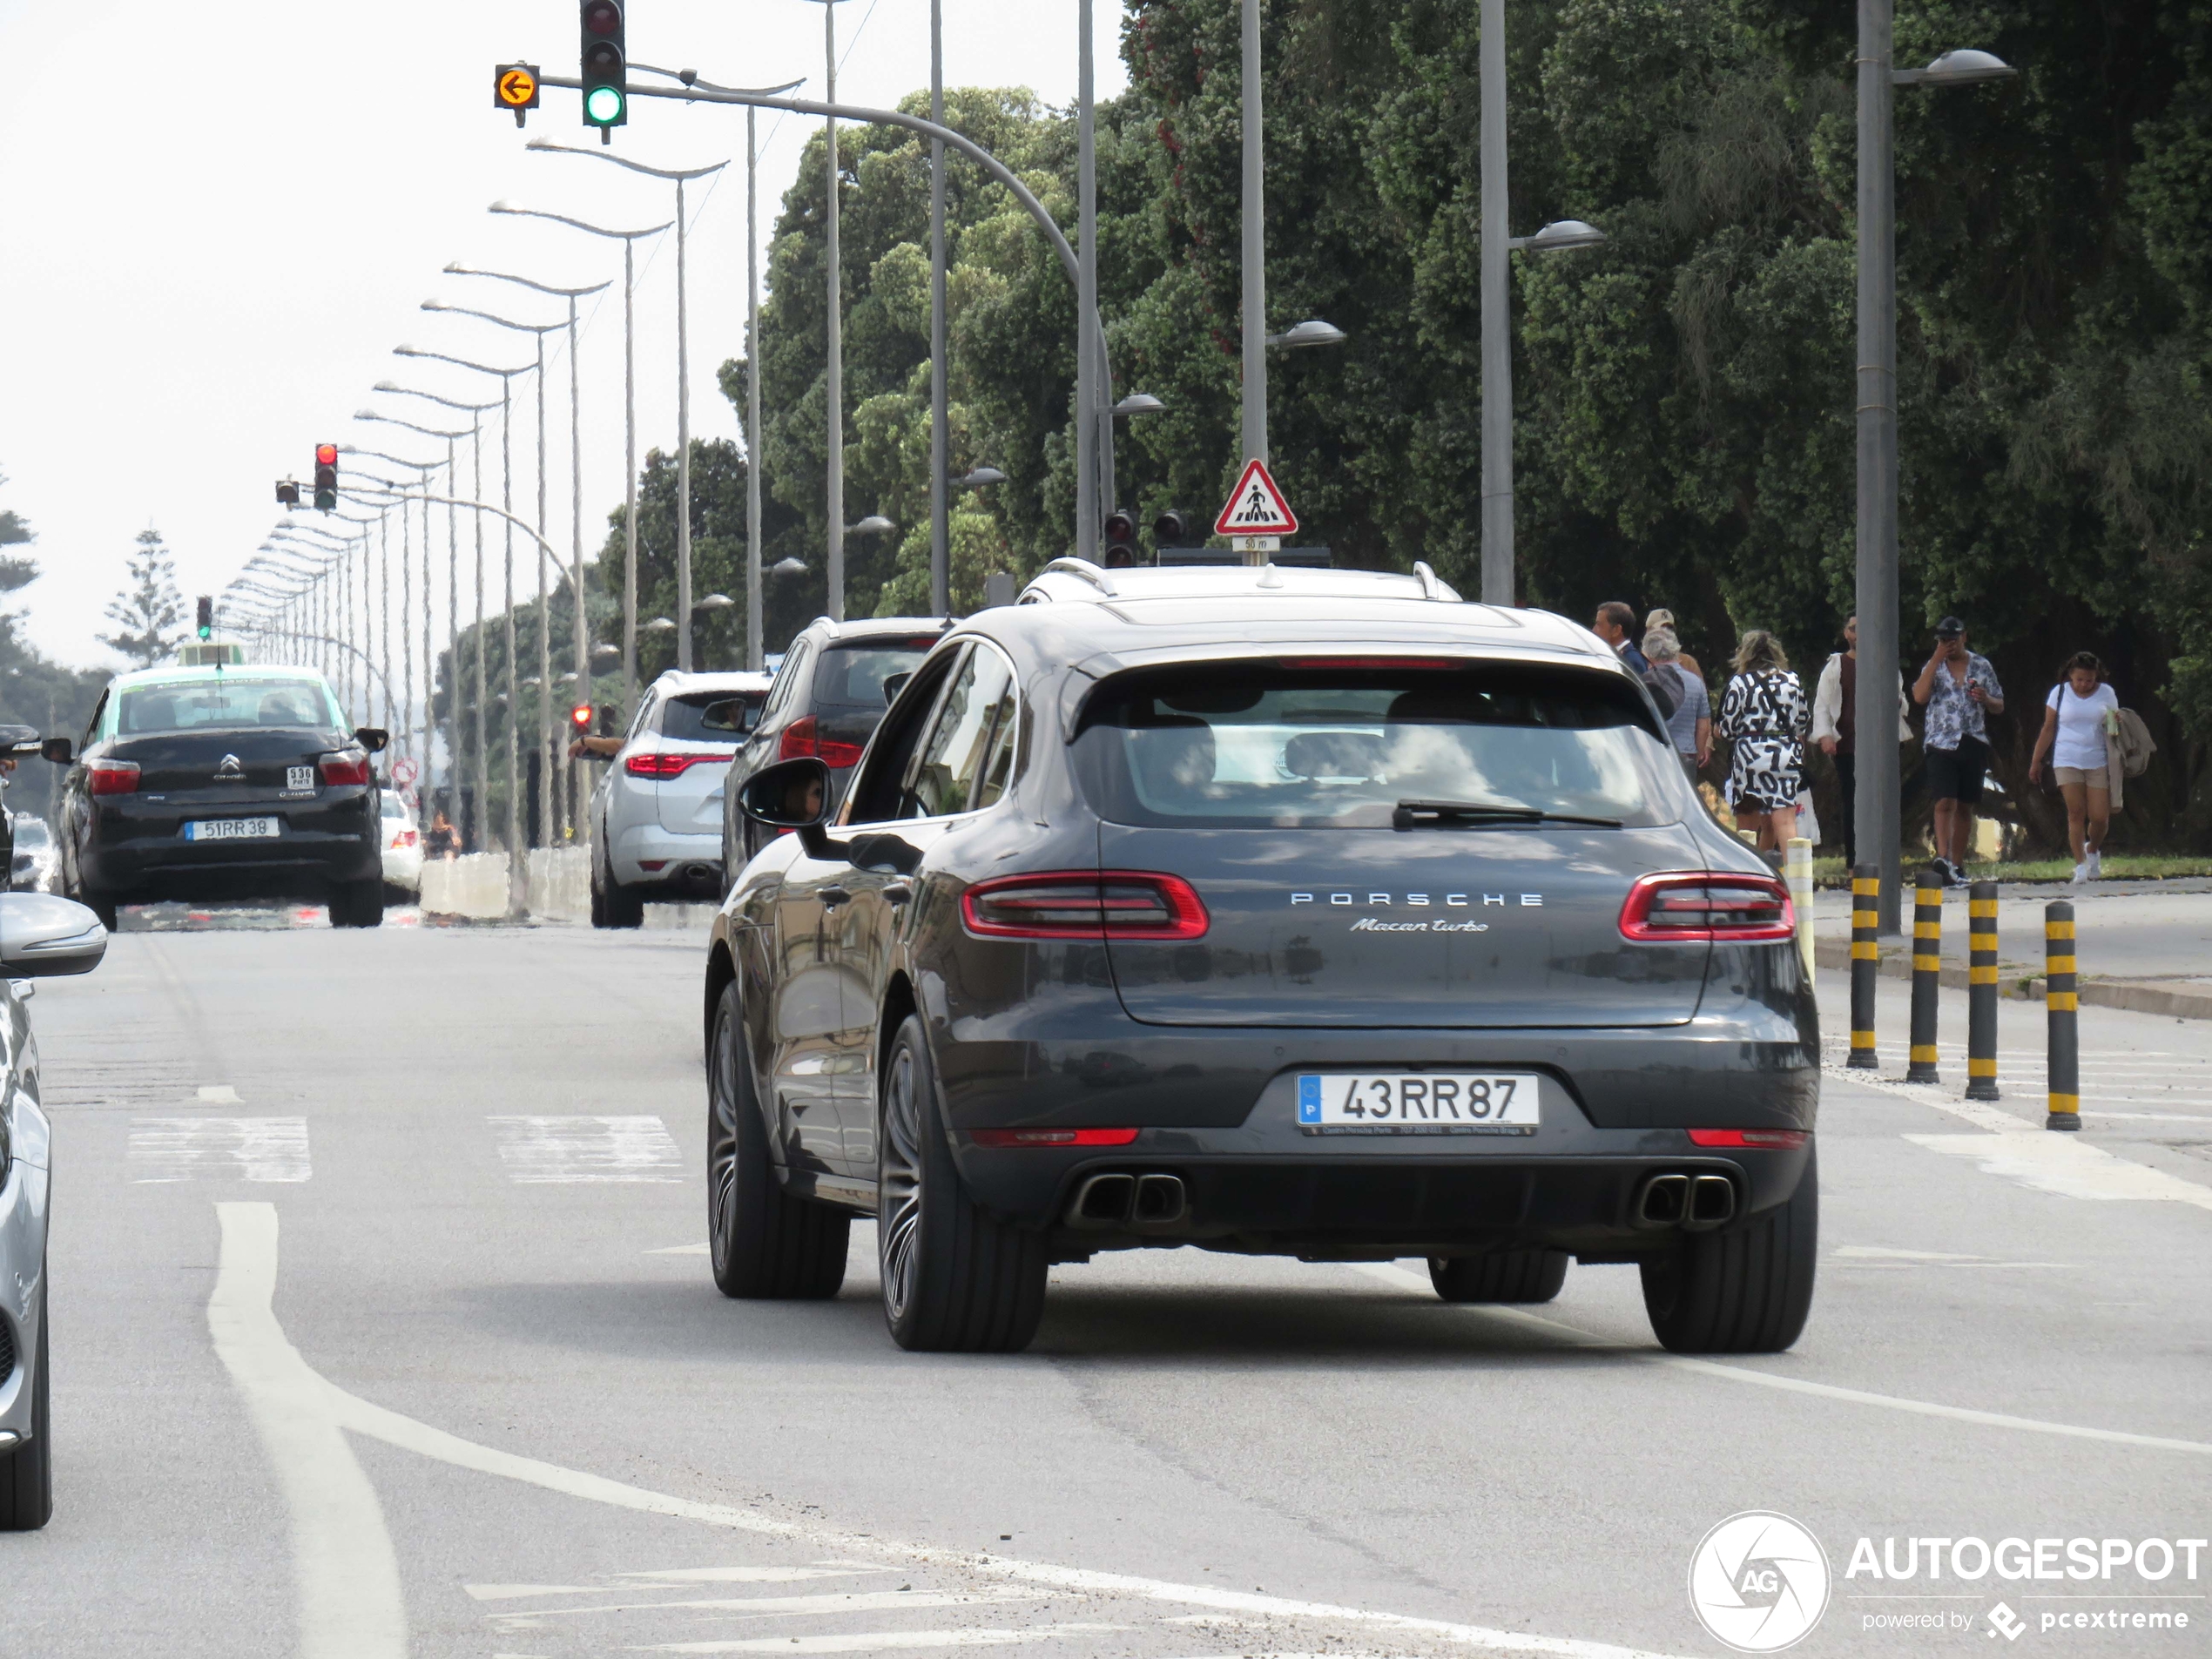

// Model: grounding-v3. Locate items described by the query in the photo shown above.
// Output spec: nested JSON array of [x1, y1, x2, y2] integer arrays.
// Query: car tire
[[593, 841, 644, 929], [1640, 1148, 1817, 1355], [1428, 1249, 1568, 1304], [0, 1264, 53, 1531], [76, 887, 118, 933], [706, 981, 848, 1298], [876, 1014, 1047, 1353], [330, 876, 384, 929]]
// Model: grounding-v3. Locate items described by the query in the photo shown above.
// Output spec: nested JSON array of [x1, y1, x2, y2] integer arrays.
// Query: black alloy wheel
[[1640, 1147, 1818, 1354], [706, 982, 847, 1298], [1428, 1249, 1570, 1304], [876, 1015, 1047, 1353]]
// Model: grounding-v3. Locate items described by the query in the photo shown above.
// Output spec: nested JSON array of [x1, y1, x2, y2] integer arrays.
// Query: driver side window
[[900, 644, 1015, 820]]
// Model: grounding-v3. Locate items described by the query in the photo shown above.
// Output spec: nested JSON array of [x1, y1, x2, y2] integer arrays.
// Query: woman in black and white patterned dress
[[1716, 631, 1811, 851]]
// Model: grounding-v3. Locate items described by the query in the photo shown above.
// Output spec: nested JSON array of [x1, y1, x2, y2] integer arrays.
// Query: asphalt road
[[3, 917, 2207, 1657]]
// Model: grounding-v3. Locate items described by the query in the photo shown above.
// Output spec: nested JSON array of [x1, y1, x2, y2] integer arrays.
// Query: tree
[[0, 469, 108, 821], [101, 529, 185, 669]]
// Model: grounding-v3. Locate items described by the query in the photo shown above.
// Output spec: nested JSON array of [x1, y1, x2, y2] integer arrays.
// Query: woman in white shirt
[[2028, 651, 2121, 884]]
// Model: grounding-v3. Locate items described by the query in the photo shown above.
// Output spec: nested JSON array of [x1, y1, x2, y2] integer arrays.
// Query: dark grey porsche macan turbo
[[704, 563, 1817, 1356]]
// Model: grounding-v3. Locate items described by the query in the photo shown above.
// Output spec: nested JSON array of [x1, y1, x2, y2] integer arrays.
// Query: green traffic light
[[198, 626, 212, 640], [584, 84, 624, 125]]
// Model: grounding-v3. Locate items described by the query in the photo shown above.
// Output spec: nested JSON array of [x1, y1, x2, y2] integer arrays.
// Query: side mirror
[[0, 894, 108, 978], [354, 727, 390, 754], [739, 757, 833, 829], [882, 671, 912, 705], [39, 738, 72, 765]]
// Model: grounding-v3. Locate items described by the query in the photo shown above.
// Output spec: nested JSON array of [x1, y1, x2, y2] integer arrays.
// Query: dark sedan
[[58, 666, 390, 927], [705, 590, 1818, 1357]]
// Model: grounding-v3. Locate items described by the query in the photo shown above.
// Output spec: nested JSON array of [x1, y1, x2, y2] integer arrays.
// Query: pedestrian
[[425, 810, 458, 860], [1811, 615, 1910, 867], [1716, 630, 1811, 852], [1590, 602, 1682, 719], [1642, 624, 1709, 784], [2027, 651, 2119, 885], [1912, 616, 2006, 888]]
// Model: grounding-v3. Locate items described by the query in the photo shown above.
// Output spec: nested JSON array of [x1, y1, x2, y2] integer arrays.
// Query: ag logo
[[1688, 1511, 1831, 1652]]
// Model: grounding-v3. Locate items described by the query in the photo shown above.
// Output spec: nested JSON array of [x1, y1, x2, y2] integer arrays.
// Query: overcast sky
[[0, 1, 1128, 670]]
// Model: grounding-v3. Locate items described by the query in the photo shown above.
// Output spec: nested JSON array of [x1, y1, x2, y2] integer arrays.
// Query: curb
[[1811, 939, 2212, 1022]]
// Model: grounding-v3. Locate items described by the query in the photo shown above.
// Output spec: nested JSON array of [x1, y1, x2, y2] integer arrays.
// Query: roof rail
[[1035, 557, 1118, 598], [1412, 560, 1449, 602]]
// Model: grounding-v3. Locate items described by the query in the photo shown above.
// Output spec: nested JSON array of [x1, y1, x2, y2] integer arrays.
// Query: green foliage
[[100, 528, 186, 670], [0, 471, 109, 822]]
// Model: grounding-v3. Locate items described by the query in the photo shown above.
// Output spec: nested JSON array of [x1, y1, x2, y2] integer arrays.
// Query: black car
[[719, 615, 950, 885], [704, 583, 1818, 1356], [57, 665, 390, 928]]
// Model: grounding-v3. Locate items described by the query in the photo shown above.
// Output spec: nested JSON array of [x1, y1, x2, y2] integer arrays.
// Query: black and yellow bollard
[[1905, 871, 1942, 1083], [1966, 882, 2001, 1100], [1849, 865, 1880, 1069], [2046, 900, 2080, 1130]]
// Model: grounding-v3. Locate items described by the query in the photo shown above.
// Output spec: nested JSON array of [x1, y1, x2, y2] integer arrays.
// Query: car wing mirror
[[354, 726, 390, 753], [739, 756, 841, 863], [882, 671, 912, 705], [0, 893, 109, 978], [38, 738, 72, 764]]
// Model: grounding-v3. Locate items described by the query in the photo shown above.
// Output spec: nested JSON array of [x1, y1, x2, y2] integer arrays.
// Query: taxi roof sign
[[1213, 458, 1299, 538]]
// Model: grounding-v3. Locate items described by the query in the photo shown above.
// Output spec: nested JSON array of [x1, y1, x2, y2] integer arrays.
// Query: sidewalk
[[1808, 878, 2212, 1020]]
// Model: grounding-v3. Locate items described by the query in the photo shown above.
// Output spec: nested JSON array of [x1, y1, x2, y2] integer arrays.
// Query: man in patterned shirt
[[1912, 616, 2005, 887]]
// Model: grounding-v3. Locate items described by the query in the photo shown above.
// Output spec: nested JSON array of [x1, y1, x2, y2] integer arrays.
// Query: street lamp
[[1264, 320, 1347, 348], [489, 201, 671, 711], [850, 516, 895, 538], [1854, 5, 2017, 934], [798, 0, 864, 616], [954, 468, 1006, 490], [1508, 220, 1607, 253], [1111, 395, 1166, 417]]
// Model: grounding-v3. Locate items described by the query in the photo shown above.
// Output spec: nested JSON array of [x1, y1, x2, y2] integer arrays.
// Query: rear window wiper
[[1393, 799, 1622, 830]]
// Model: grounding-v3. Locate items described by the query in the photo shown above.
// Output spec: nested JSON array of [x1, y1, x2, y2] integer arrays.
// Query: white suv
[[589, 671, 771, 928]]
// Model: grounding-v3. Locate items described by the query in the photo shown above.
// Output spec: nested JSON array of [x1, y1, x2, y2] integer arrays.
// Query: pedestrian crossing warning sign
[[1214, 459, 1299, 538]]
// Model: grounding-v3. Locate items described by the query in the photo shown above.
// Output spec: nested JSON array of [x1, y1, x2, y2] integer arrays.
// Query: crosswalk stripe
[[501, 1588, 1042, 1622], [129, 1117, 309, 1183], [487, 1115, 682, 1183], [637, 1627, 1130, 1655]]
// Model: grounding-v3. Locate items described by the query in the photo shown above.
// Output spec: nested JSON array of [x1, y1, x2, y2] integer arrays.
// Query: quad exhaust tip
[[1069, 1171, 1186, 1230], [1634, 1172, 1737, 1231]]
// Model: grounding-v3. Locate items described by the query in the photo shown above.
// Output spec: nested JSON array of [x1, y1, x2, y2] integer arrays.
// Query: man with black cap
[[1912, 616, 2005, 887]]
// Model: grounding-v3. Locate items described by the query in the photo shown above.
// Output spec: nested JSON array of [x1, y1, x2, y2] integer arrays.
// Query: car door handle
[[883, 882, 913, 907], [819, 886, 853, 907]]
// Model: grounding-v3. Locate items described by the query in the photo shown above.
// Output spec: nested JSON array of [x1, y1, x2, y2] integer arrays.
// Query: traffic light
[[196, 597, 213, 640], [580, 1, 627, 135], [1103, 509, 1140, 569], [314, 443, 339, 512], [570, 702, 595, 737], [1153, 509, 1195, 547], [275, 479, 300, 507]]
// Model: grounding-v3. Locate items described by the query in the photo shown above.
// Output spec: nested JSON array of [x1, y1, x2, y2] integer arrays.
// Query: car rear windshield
[[660, 690, 764, 741], [114, 678, 342, 737], [813, 638, 940, 714], [1073, 661, 1683, 829]]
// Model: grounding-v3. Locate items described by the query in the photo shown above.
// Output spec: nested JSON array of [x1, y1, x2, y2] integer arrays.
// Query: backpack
[[2110, 706, 2156, 779]]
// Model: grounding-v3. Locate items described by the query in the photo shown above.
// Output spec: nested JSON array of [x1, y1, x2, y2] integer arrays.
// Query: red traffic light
[[570, 703, 594, 732], [583, 0, 622, 34], [315, 442, 339, 468]]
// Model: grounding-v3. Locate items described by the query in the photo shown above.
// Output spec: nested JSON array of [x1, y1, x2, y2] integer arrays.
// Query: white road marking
[[489, 1116, 682, 1184], [644, 1243, 711, 1256], [211, 1202, 1698, 1659], [637, 1629, 1128, 1655], [132, 1117, 309, 1183], [1352, 1263, 2212, 1458], [197, 1084, 242, 1103], [617, 1566, 894, 1583], [210, 1203, 406, 1659], [498, 1588, 1042, 1622], [465, 1584, 613, 1601]]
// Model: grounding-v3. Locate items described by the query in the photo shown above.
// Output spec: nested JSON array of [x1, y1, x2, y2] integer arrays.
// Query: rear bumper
[[610, 823, 722, 892], [83, 828, 380, 898]]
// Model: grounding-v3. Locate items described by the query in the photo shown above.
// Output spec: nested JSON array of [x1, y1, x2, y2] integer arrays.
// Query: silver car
[[0, 892, 111, 1530], [588, 671, 772, 928]]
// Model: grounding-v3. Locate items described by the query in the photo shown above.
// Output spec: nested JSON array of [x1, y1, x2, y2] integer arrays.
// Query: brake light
[[1278, 657, 1462, 671], [319, 751, 372, 786], [624, 751, 735, 779], [389, 829, 418, 850], [778, 716, 864, 768], [1688, 1129, 1809, 1150], [970, 1127, 1141, 1148], [961, 871, 1210, 941], [88, 759, 140, 796], [1619, 873, 1795, 942]]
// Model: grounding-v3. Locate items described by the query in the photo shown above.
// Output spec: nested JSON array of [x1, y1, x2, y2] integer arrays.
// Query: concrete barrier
[[420, 853, 510, 920], [525, 847, 591, 923]]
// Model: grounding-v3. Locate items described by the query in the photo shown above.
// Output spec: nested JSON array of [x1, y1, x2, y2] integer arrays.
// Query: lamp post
[[445, 264, 611, 843], [489, 202, 671, 713], [394, 345, 532, 879], [520, 149, 729, 672], [1855, 24, 2017, 934], [342, 448, 442, 770], [797, 0, 863, 618]]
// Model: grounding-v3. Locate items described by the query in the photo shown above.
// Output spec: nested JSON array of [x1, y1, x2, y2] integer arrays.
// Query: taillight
[[1688, 1129, 1809, 1150], [969, 1127, 1140, 1149], [88, 759, 140, 796], [778, 716, 864, 769], [319, 751, 372, 786], [1620, 873, 1795, 942], [390, 829, 418, 850], [961, 871, 1210, 941], [624, 751, 734, 779]]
